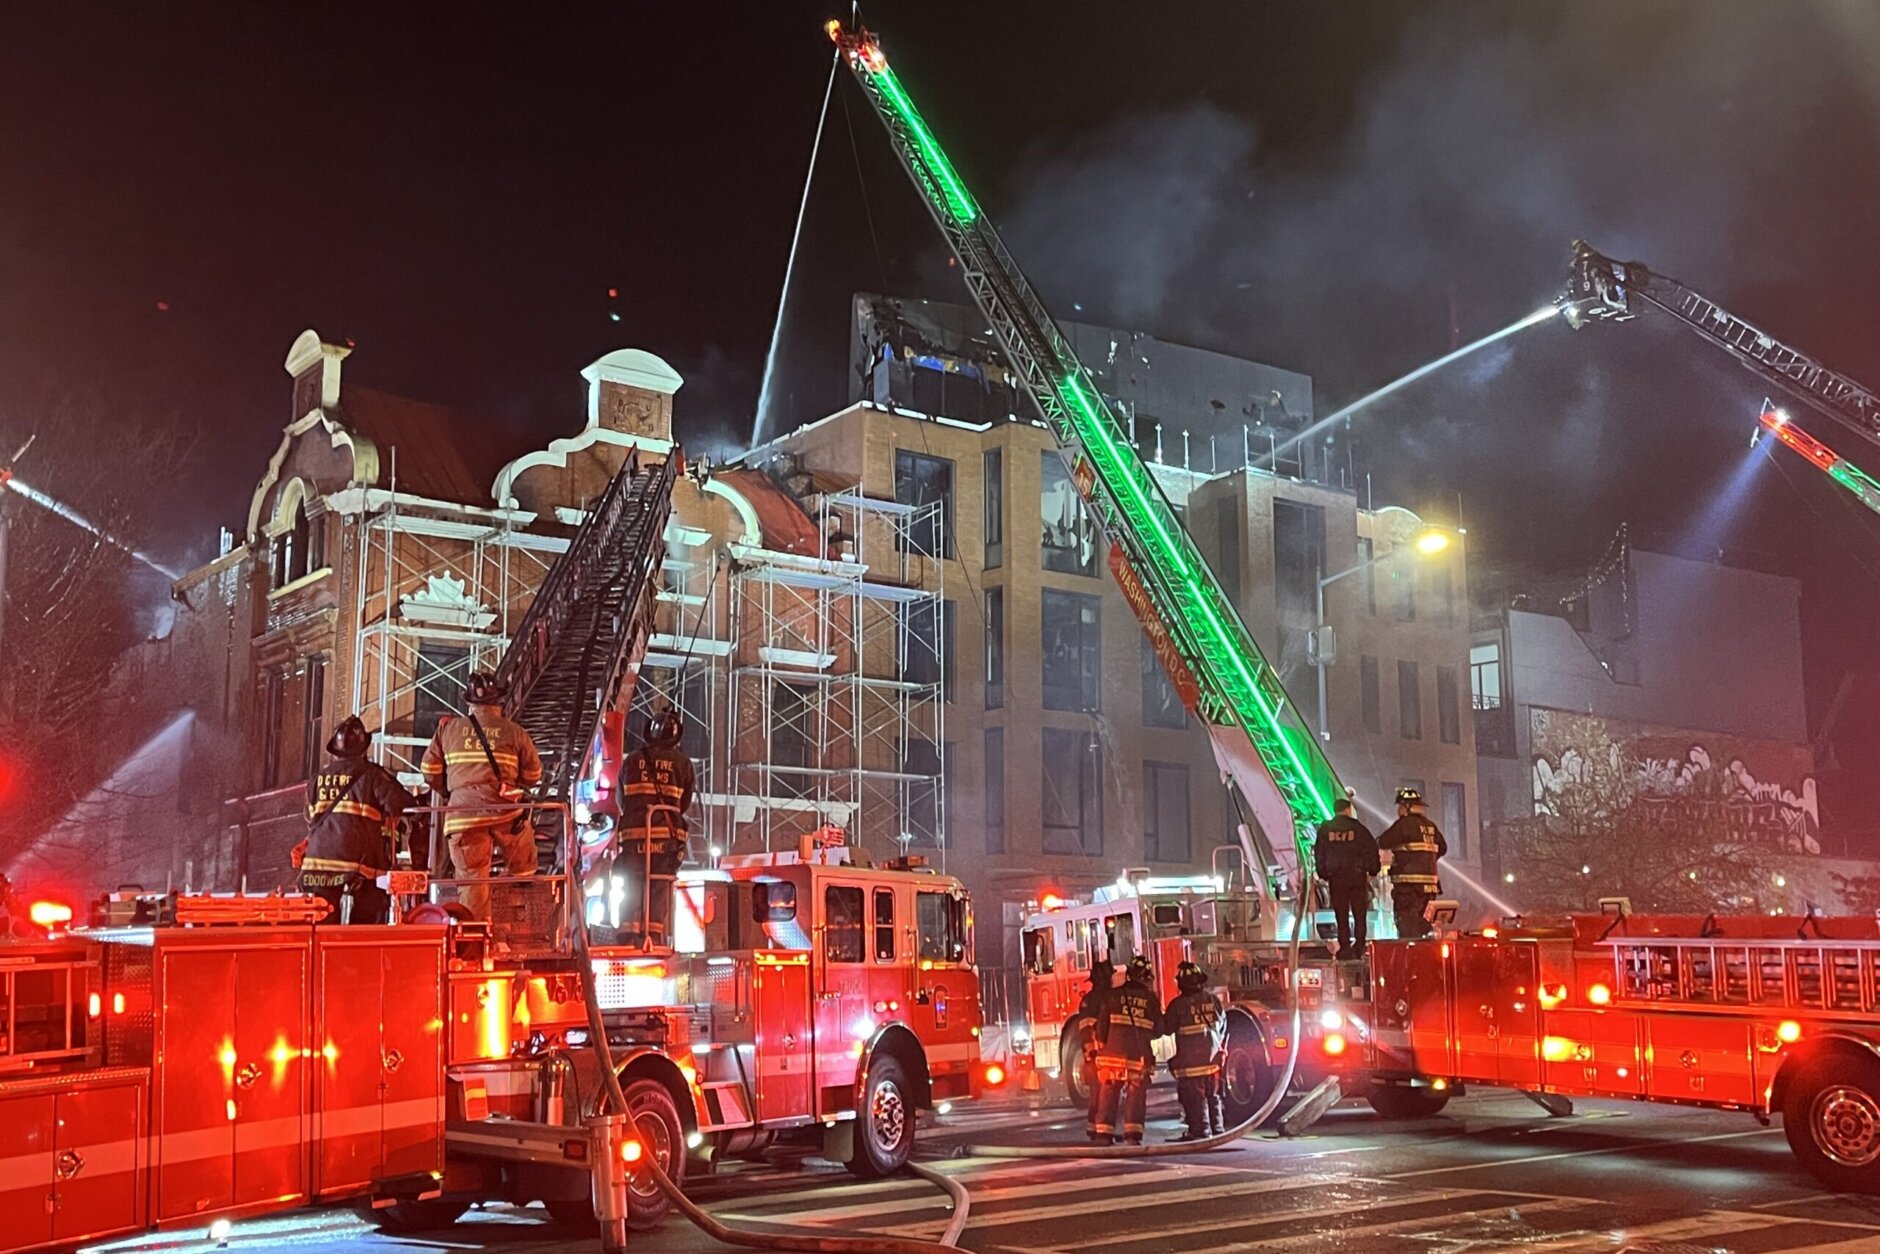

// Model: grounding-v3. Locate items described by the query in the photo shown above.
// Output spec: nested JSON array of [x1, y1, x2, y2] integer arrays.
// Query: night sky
[[4, 2, 1879, 720]]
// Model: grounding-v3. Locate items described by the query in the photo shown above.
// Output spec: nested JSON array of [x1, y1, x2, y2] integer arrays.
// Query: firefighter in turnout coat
[[300, 716, 414, 925], [421, 673, 544, 920], [1165, 960, 1228, 1140], [618, 710, 696, 945], [1378, 786, 1448, 940], [1314, 795, 1381, 958], [1074, 959, 1114, 1139], [1093, 955, 1166, 1145]]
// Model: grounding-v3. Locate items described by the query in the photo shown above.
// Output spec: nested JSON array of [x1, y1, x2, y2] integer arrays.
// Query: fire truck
[[0, 444, 989, 1254], [835, 20, 1880, 1192]]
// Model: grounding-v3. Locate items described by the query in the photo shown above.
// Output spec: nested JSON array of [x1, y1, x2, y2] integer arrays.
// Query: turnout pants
[[1327, 872, 1372, 956], [1094, 1057, 1153, 1143], [302, 874, 389, 926], [1177, 1069, 1225, 1137], [1082, 1039, 1103, 1137], [449, 819, 538, 920], [1392, 884, 1436, 940]]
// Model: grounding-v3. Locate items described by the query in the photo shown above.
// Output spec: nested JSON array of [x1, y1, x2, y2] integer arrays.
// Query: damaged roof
[[337, 385, 544, 506]]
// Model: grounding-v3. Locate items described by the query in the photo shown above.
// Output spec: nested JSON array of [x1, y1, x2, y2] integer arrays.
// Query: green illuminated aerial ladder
[[828, 22, 1343, 910]]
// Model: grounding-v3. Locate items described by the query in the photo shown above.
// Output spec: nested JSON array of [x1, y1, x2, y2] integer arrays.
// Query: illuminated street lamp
[[1313, 525, 1454, 742]]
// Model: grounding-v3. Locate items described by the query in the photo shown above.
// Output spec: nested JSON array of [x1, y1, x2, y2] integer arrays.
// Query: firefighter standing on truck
[[299, 716, 414, 925], [421, 672, 543, 920], [618, 709, 695, 945], [1074, 958, 1114, 1140], [1378, 786, 1447, 940], [1092, 955, 1165, 1145], [1165, 960, 1227, 1140], [1314, 794, 1380, 958]]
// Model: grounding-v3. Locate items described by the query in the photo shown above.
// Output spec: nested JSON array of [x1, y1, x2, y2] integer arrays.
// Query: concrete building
[[1474, 537, 1820, 876]]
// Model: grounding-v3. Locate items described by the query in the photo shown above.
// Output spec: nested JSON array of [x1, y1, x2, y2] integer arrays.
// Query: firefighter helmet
[[1394, 786, 1424, 808], [645, 710, 684, 749], [465, 672, 508, 705], [1176, 960, 1206, 993], [325, 715, 372, 757], [1089, 958, 1114, 991], [1126, 954, 1154, 986]]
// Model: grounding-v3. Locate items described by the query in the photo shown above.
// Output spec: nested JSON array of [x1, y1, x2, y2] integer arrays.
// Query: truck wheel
[[1061, 1025, 1093, 1109], [1221, 1034, 1276, 1128], [1367, 1082, 1451, 1120], [849, 1055, 915, 1178], [622, 1078, 686, 1229], [360, 1198, 468, 1232], [1783, 1053, 1880, 1194]]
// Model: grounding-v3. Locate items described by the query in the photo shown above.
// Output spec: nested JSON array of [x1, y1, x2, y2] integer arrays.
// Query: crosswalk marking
[[1383, 1125, 1782, 1178]]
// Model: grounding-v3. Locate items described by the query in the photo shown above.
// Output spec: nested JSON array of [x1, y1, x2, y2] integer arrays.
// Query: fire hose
[[961, 878, 1319, 1161], [572, 912, 971, 1252]]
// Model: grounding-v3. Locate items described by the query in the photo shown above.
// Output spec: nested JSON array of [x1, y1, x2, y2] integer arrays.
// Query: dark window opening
[[1041, 452, 1098, 576], [1042, 728, 1102, 856], [1437, 665, 1461, 745], [984, 588, 1004, 709], [302, 656, 328, 781], [901, 599, 953, 701], [1144, 760, 1191, 863], [984, 728, 1005, 854], [983, 448, 1004, 569], [413, 644, 471, 742], [894, 449, 954, 558], [873, 888, 896, 962], [1141, 631, 1188, 729], [1042, 589, 1101, 712], [1442, 782, 1469, 860], [1398, 659, 1422, 740], [1360, 656, 1381, 735]]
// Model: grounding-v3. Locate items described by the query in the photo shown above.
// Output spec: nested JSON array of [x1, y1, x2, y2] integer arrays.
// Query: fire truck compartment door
[[156, 948, 236, 1220], [1493, 944, 1542, 1089], [0, 1091, 55, 1248], [1452, 941, 1542, 1086], [753, 959, 812, 1124], [1644, 1014, 1757, 1107], [50, 1076, 146, 1244], [1369, 941, 1452, 1077], [230, 944, 310, 1207]]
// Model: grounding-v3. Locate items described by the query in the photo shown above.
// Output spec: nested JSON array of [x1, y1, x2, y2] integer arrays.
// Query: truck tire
[[1366, 1081, 1451, 1120], [622, 1077, 687, 1229], [1221, 1032, 1277, 1128], [360, 1198, 468, 1232], [1782, 1053, 1880, 1194], [1061, 1024, 1093, 1110], [848, 1054, 915, 1178]]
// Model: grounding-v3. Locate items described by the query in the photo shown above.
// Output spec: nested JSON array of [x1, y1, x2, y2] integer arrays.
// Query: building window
[[1470, 642, 1502, 710], [984, 727, 1005, 853], [414, 643, 471, 742], [1141, 632, 1187, 729], [901, 599, 953, 701], [1398, 659, 1422, 740], [259, 667, 285, 788], [270, 500, 325, 591], [1216, 497, 1243, 607], [873, 889, 896, 962], [984, 588, 1004, 709], [1041, 452, 1097, 576], [1393, 560, 1416, 622], [900, 739, 943, 848], [1437, 665, 1461, 745], [1442, 782, 1468, 860], [895, 449, 954, 558], [1360, 655, 1381, 735], [1143, 760, 1191, 863], [1042, 589, 1101, 712], [302, 655, 328, 781], [1434, 560, 1455, 627], [1359, 537, 1376, 615], [1042, 728, 1102, 856], [824, 886, 865, 964], [983, 447, 1003, 569]]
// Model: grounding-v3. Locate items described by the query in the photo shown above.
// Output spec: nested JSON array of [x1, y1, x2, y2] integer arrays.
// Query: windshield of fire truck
[[1023, 926, 1055, 975], [918, 890, 969, 965]]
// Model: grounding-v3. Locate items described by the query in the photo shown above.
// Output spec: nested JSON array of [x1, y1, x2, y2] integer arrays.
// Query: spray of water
[[1262, 305, 1563, 468], [4, 475, 179, 580]]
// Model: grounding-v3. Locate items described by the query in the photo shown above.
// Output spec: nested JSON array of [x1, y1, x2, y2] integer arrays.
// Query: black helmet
[[1089, 958, 1114, 991], [1176, 960, 1206, 993], [645, 710, 683, 749], [465, 672, 507, 705], [326, 715, 372, 757], [1394, 786, 1424, 808], [1126, 955, 1154, 986]]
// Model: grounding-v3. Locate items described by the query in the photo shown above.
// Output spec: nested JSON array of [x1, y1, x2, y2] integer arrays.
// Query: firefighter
[[1092, 955, 1165, 1145], [618, 709, 696, 946], [299, 715, 413, 925], [1165, 960, 1228, 1141], [421, 673, 544, 921], [1074, 958, 1114, 1141], [1378, 787, 1448, 940], [1314, 795, 1380, 959]]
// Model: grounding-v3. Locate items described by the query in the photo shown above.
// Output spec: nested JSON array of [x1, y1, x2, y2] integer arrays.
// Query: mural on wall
[[1531, 708, 1820, 853]]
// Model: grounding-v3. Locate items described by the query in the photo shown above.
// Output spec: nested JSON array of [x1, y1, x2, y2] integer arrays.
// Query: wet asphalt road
[[82, 1088, 1880, 1253]]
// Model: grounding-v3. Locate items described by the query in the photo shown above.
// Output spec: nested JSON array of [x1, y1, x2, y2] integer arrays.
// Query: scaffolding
[[723, 486, 947, 868], [635, 517, 729, 863]]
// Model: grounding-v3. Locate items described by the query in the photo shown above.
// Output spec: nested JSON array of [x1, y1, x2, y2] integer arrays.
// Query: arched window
[[269, 489, 326, 590]]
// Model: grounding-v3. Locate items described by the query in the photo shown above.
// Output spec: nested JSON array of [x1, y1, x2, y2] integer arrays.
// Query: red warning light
[[607, 287, 619, 299]]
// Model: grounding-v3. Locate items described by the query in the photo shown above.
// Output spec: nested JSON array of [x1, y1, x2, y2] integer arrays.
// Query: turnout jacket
[[620, 744, 696, 838], [301, 756, 414, 883], [1096, 979, 1166, 1065], [1378, 814, 1448, 888], [1074, 982, 1111, 1046], [1313, 814, 1381, 880], [1165, 990, 1228, 1078], [421, 712, 543, 835]]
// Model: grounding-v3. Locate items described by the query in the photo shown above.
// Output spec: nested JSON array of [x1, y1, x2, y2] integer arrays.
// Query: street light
[[1312, 526, 1452, 742]]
